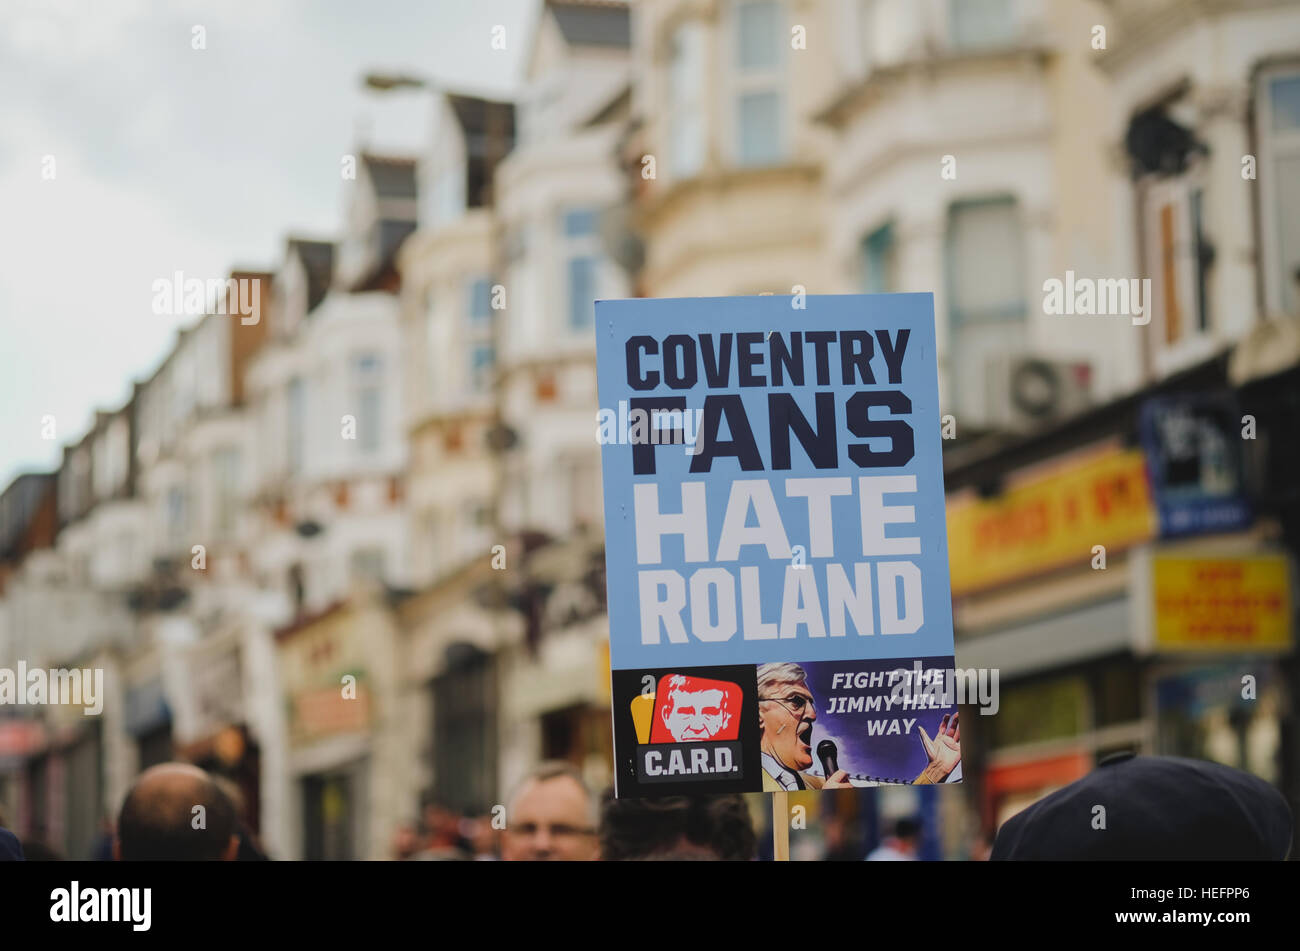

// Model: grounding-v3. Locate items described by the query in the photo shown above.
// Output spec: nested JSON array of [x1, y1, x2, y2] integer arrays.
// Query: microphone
[[817, 739, 839, 779]]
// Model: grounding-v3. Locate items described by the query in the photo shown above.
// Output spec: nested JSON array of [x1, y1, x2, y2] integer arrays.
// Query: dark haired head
[[599, 791, 757, 861], [116, 763, 237, 861], [893, 818, 921, 842]]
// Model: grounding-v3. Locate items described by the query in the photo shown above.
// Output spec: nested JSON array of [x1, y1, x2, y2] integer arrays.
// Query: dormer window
[[669, 21, 706, 178], [949, 0, 1015, 51], [734, 0, 786, 167]]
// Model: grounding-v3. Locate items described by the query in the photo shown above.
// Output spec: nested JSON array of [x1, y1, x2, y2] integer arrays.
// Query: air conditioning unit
[[984, 355, 1093, 432]]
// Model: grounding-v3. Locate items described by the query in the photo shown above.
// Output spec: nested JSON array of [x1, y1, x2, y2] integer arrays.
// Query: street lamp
[[362, 72, 430, 91]]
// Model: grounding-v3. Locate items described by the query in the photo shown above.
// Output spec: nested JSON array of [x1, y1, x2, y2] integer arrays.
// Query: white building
[[496, 0, 633, 541], [818, 0, 1126, 429], [483, 0, 635, 799], [244, 157, 416, 857], [247, 161, 415, 617], [1096, 0, 1300, 385], [630, 0, 840, 297], [400, 93, 513, 590]]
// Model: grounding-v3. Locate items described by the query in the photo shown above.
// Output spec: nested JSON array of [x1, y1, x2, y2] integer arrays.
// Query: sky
[[0, 0, 536, 487]]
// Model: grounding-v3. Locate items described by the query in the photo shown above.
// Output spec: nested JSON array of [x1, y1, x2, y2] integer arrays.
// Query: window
[[165, 486, 187, 550], [357, 388, 381, 453], [432, 649, 496, 815], [858, 0, 879, 71], [1258, 68, 1300, 316], [1142, 173, 1209, 364], [424, 287, 438, 402], [559, 207, 603, 333], [95, 417, 129, 499], [1190, 188, 1210, 335], [212, 448, 240, 539], [563, 453, 600, 529], [287, 377, 306, 475], [336, 232, 368, 293], [288, 563, 305, 612], [562, 209, 598, 238], [1155, 664, 1281, 782], [861, 221, 897, 293], [519, 81, 562, 148], [92, 433, 112, 501], [504, 226, 528, 263], [949, 197, 1025, 322], [352, 353, 383, 454], [567, 256, 598, 329], [459, 503, 491, 562], [93, 421, 129, 502], [738, 92, 782, 164], [467, 277, 492, 324], [737, 0, 781, 69], [350, 547, 386, 584], [946, 197, 1026, 418], [422, 511, 443, 579], [470, 343, 495, 393], [989, 676, 1089, 750], [431, 168, 465, 227], [950, 0, 1015, 50], [462, 275, 494, 396], [669, 21, 706, 178], [734, 0, 785, 166]]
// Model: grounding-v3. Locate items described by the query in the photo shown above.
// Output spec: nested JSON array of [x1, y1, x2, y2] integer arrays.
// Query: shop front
[[947, 441, 1158, 833], [1137, 550, 1293, 781], [947, 380, 1297, 842], [124, 678, 172, 772], [277, 593, 404, 860], [172, 632, 262, 834], [0, 716, 42, 832]]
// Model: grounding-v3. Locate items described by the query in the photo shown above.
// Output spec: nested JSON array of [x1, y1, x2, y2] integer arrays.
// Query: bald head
[[116, 763, 238, 861]]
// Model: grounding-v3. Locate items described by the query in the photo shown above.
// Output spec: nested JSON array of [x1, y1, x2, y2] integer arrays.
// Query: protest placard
[[597, 295, 961, 796]]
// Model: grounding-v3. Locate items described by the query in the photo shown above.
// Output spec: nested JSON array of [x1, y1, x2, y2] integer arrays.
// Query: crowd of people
[[0, 753, 1291, 861], [391, 761, 761, 861]]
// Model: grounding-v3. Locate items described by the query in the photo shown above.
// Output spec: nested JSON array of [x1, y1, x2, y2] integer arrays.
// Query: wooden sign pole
[[772, 790, 790, 861]]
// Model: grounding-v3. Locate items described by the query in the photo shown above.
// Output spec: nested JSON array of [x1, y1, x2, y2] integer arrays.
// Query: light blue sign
[[596, 294, 955, 672]]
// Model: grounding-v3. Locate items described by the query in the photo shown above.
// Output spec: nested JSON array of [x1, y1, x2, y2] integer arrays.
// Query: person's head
[[211, 775, 246, 818], [599, 791, 757, 861], [991, 753, 1294, 860], [660, 674, 732, 742], [823, 814, 847, 849], [889, 818, 921, 855], [501, 761, 597, 861], [420, 798, 457, 840], [392, 822, 420, 859], [115, 763, 238, 861], [757, 662, 816, 771], [19, 840, 62, 861], [460, 814, 500, 858]]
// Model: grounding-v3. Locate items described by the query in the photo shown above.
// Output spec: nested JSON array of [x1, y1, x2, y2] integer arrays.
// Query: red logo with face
[[649, 674, 741, 743]]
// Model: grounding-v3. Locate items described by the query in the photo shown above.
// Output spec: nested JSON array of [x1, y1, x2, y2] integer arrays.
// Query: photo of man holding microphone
[[757, 662, 961, 791]]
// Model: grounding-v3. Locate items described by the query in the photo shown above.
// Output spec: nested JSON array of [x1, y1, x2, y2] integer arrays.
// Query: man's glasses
[[509, 822, 595, 839], [760, 693, 812, 718]]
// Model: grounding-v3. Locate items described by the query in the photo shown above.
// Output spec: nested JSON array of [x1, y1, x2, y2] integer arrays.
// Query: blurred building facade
[[1, 0, 1298, 860]]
